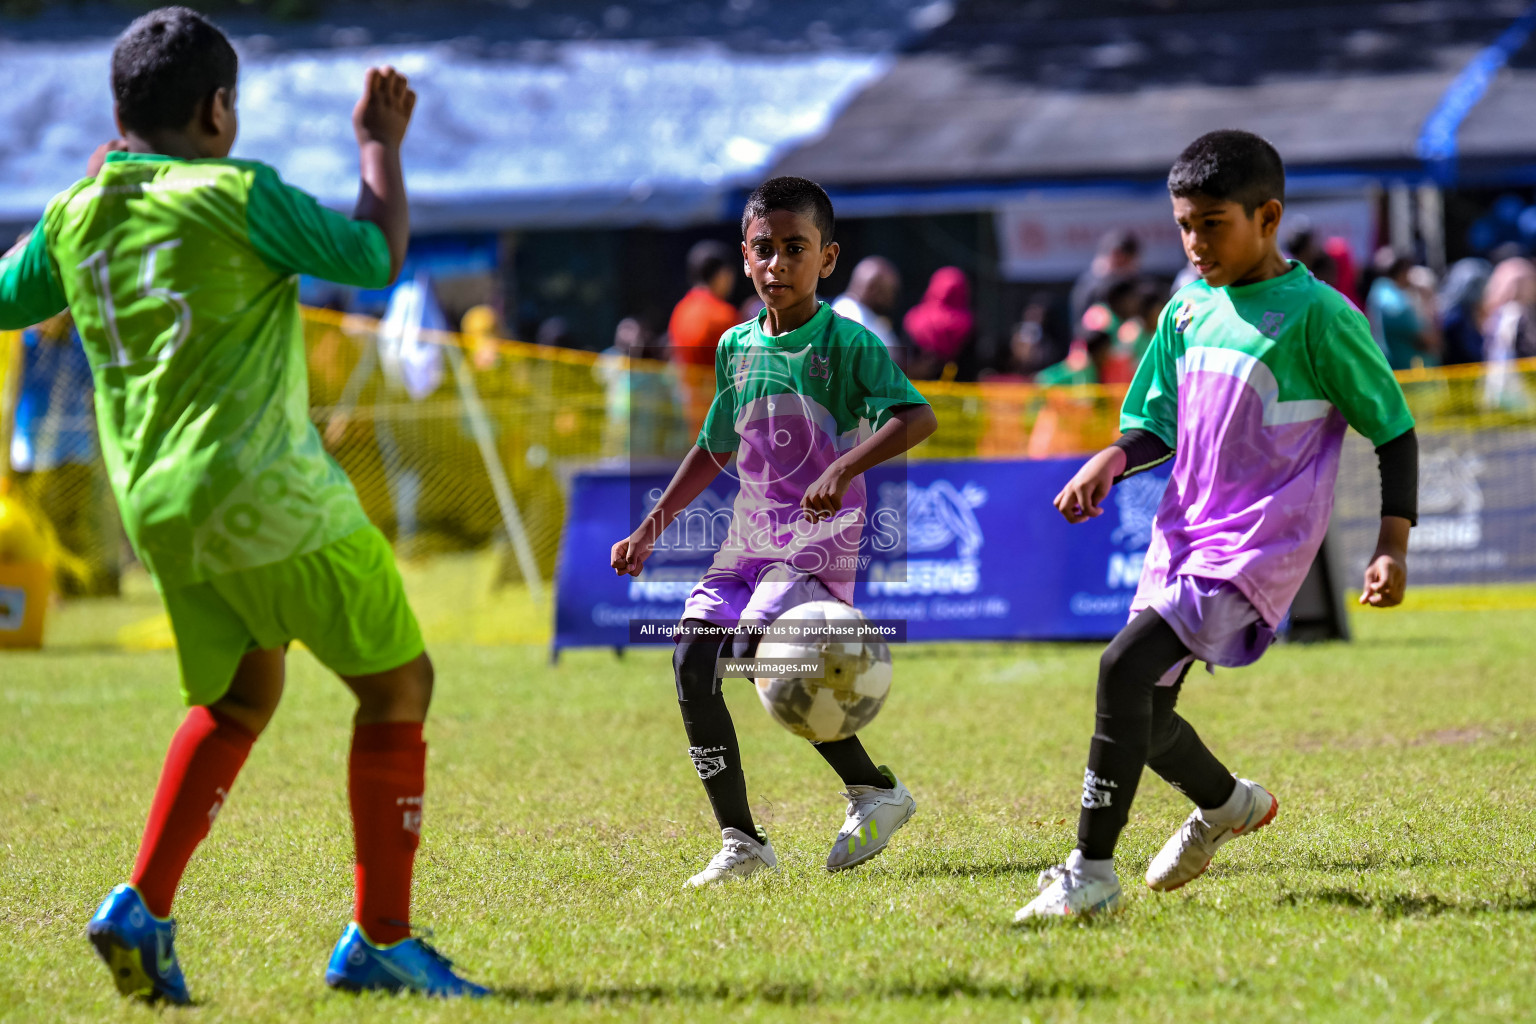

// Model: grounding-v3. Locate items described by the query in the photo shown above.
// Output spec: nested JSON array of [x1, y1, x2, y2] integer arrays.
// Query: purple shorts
[[679, 560, 842, 630], [1133, 575, 1276, 687]]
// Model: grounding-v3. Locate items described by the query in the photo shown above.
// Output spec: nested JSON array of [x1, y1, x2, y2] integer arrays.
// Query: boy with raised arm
[[0, 7, 484, 999]]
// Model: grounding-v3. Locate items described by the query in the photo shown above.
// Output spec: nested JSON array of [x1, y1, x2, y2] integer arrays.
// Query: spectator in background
[[1074, 275, 1145, 384], [833, 256, 902, 357], [903, 266, 974, 381], [461, 303, 507, 371], [667, 239, 741, 432], [596, 317, 673, 459], [1481, 256, 1536, 409], [1070, 230, 1140, 325], [1133, 278, 1169, 359], [1284, 217, 1343, 292], [1366, 248, 1438, 370], [1437, 258, 1492, 366], [535, 315, 576, 349], [1482, 257, 1536, 362], [667, 239, 741, 368], [9, 311, 119, 595], [987, 292, 1061, 381], [1284, 217, 1325, 268], [1323, 236, 1361, 307]]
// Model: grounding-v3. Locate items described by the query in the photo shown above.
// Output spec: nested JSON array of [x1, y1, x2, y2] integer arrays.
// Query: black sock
[[1147, 678, 1237, 810], [724, 626, 892, 791], [811, 736, 891, 789], [675, 621, 756, 837], [1077, 610, 1192, 860]]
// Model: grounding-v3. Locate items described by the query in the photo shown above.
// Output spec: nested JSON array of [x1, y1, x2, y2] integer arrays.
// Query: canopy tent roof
[[0, 0, 941, 230], [771, 0, 1536, 204]]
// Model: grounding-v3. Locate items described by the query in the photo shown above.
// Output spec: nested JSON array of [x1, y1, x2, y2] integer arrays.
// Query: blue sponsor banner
[[1333, 427, 1536, 585], [554, 459, 1170, 650]]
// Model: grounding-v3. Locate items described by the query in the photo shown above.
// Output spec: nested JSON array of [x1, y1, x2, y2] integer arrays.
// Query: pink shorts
[[1134, 575, 1276, 687], [679, 560, 842, 630]]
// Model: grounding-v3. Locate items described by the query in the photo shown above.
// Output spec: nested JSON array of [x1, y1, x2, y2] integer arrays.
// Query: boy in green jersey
[[0, 7, 484, 1000]]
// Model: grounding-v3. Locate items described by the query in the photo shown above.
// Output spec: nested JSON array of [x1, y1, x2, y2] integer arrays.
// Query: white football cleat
[[1146, 778, 1278, 893], [825, 766, 917, 871], [1013, 851, 1123, 921], [685, 827, 778, 888]]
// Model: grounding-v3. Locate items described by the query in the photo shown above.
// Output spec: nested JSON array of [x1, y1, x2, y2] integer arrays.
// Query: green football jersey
[[0, 152, 392, 586], [694, 301, 928, 602], [1119, 260, 1414, 627]]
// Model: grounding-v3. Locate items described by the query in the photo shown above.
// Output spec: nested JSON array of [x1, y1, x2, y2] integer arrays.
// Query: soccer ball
[[753, 600, 892, 743]]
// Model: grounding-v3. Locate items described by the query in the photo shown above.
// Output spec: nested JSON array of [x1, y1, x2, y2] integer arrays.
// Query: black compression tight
[[1076, 610, 1238, 860], [673, 619, 890, 836]]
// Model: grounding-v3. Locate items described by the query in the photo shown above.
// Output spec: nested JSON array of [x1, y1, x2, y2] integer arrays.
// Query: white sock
[[1200, 777, 1250, 826], [1067, 848, 1117, 882]]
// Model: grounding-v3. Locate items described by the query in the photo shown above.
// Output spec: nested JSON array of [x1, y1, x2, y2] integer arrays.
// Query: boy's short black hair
[[1167, 130, 1285, 213], [740, 176, 835, 247], [686, 240, 734, 286], [112, 7, 238, 135]]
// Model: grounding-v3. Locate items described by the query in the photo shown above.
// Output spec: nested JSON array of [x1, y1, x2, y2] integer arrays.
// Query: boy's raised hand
[[353, 66, 417, 149], [1053, 446, 1126, 524]]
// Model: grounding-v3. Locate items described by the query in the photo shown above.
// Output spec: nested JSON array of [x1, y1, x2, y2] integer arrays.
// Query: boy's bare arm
[[1053, 445, 1128, 524], [800, 404, 938, 519], [352, 67, 416, 283], [611, 445, 734, 576]]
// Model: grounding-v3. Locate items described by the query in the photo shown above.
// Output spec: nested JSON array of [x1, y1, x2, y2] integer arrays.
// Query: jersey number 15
[[77, 240, 191, 367]]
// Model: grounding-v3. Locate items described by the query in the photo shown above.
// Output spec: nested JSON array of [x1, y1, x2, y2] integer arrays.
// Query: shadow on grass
[[895, 860, 1060, 880], [1278, 888, 1536, 917], [488, 975, 1109, 1005], [1212, 854, 1440, 877]]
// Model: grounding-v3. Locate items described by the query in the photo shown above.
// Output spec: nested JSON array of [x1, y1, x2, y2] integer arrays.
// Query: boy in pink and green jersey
[[1017, 130, 1418, 921], [612, 178, 938, 887]]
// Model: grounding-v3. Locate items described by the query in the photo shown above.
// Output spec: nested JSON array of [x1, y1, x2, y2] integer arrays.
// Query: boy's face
[[741, 209, 838, 314], [1172, 193, 1282, 288]]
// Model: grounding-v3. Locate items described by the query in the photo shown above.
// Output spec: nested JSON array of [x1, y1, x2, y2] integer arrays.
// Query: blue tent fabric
[[0, 38, 889, 230]]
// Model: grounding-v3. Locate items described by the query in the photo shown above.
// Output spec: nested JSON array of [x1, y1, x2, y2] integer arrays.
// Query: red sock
[[130, 706, 256, 918], [349, 722, 425, 946]]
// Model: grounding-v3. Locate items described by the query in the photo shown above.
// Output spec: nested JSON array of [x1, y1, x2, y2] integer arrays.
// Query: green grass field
[[3, 593, 1535, 1023]]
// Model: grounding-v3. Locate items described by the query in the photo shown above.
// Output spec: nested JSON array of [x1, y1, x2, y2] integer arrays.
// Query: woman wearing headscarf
[[1436, 257, 1491, 366], [902, 267, 974, 381]]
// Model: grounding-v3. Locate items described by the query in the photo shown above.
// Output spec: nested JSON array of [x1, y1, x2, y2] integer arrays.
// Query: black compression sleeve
[[1112, 428, 1174, 482], [1376, 428, 1419, 525]]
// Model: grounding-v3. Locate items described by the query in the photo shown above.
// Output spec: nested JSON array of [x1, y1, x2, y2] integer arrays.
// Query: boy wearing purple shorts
[[611, 178, 937, 886], [1017, 131, 1419, 919]]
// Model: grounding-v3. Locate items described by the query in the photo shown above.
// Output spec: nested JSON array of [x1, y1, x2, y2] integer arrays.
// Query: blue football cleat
[[86, 884, 191, 1005], [325, 922, 489, 998]]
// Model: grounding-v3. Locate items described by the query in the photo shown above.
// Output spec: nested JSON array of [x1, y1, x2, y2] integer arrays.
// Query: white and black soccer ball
[[753, 600, 892, 743]]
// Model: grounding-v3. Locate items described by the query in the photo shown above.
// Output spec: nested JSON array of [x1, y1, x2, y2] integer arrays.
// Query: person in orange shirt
[[669, 239, 743, 431]]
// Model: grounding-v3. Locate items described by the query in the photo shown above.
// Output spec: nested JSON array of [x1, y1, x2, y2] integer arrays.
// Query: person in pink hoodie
[[903, 266, 974, 380]]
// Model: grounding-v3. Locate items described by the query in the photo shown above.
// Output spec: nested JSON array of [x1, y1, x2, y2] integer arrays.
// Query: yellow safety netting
[[4, 310, 1535, 650]]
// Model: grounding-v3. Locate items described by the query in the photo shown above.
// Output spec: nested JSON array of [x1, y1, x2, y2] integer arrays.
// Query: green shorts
[[161, 525, 425, 706]]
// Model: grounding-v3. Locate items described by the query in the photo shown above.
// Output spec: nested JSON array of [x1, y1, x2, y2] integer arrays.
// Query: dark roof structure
[[772, 0, 1536, 195]]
